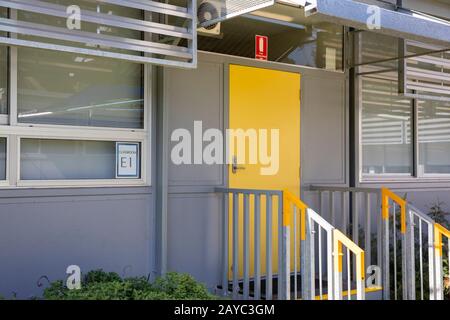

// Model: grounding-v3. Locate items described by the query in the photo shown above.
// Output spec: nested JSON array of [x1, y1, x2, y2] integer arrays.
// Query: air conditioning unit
[[197, 0, 222, 36]]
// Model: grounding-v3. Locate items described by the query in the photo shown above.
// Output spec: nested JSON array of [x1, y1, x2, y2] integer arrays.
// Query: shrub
[[152, 272, 215, 300], [43, 270, 216, 300]]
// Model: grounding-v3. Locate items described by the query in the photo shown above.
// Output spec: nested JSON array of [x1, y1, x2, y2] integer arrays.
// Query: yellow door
[[228, 64, 301, 278]]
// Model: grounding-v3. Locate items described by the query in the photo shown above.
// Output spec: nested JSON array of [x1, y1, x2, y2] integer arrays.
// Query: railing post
[[221, 192, 229, 296], [243, 194, 250, 299], [281, 193, 290, 300], [301, 210, 314, 300], [401, 217, 408, 300], [434, 226, 444, 300], [381, 190, 391, 300], [281, 224, 290, 300], [333, 231, 342, 300], [254, 194, 261, 300], [356, 251, 366, 300], [406, 209, 416, 300], [266, 194, 273, 300], [326, 228, 334, 300], [364, 192, 371, 273], [232, 192, 239, 299], [428, 223, 436, 300], [278, 194, 283, 299], [376, 193, 382, 279]]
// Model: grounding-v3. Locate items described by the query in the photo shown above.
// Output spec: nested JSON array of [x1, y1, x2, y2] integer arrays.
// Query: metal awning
[[300, 0, 450, 48], [0, 0, 198, 68]]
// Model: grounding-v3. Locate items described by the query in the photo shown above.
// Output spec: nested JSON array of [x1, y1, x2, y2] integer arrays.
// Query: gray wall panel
[[165, 61, 224, 187], [301, 73, 347, 185], [166, 193, 221, 290], [0, 191, 154, 298]]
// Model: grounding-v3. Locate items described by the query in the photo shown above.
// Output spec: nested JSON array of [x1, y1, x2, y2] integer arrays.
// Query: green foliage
[[152, 272, 215, 300], [83, 269, 122, 284], [43, 270, 216, 300], [387, 199, 450, 299], [427, 200, 450, 229]]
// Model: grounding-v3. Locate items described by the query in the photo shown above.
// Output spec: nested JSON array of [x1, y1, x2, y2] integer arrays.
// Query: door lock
[[232, 156, 246, 174]]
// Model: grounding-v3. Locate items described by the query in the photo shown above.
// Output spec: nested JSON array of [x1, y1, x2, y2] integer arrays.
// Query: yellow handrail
[[434, 223, 450, 256], [381, 187, 407, 234], [282, 189, 308, 240]]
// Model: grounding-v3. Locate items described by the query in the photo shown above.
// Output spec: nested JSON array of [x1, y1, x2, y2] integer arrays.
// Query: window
[[361, 81, 450, 179], [361, 78, 413, 175], [17, 49, 144, 128], [20, 139, 140, 181], [418, 100, 450, 175], [358, 32, 450, 180], [0, 3, 149, 187], [17, 1, 144, 129]]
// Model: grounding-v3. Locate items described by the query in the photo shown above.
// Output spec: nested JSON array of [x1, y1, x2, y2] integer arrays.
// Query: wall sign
[[255, 35, 268, 60], [116, 142, 140, 179]]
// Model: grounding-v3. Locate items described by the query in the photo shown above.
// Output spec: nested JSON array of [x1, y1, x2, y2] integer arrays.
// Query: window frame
[[0, 8, 151, 189], [0, 135, 10, 186]]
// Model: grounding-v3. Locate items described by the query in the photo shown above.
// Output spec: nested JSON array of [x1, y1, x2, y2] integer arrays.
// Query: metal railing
[[216, 188, 284, 300], [283, 190, 336, 300], [281, 190, 309, 300], [406, 204, 436, 300], [216, 187, 366, 300], [333, 229, 365, 300], [309, 185, 450, 301], [309, 186, 382, 278], [381, 187, 408, 300]]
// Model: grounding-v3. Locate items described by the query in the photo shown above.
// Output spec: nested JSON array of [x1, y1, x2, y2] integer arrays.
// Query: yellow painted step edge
[[312, 286, 383, 301]]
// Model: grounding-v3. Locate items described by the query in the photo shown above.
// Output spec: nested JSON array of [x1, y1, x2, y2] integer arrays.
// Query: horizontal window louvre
[[0, 0, 197, 68], [400, 40, 450, 102]]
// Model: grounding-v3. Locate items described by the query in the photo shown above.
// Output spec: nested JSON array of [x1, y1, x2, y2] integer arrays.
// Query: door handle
[[232, 156, 246, 174]]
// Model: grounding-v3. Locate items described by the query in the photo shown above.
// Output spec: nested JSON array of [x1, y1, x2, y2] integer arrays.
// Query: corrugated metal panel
[[0, 0, 197, 68]]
